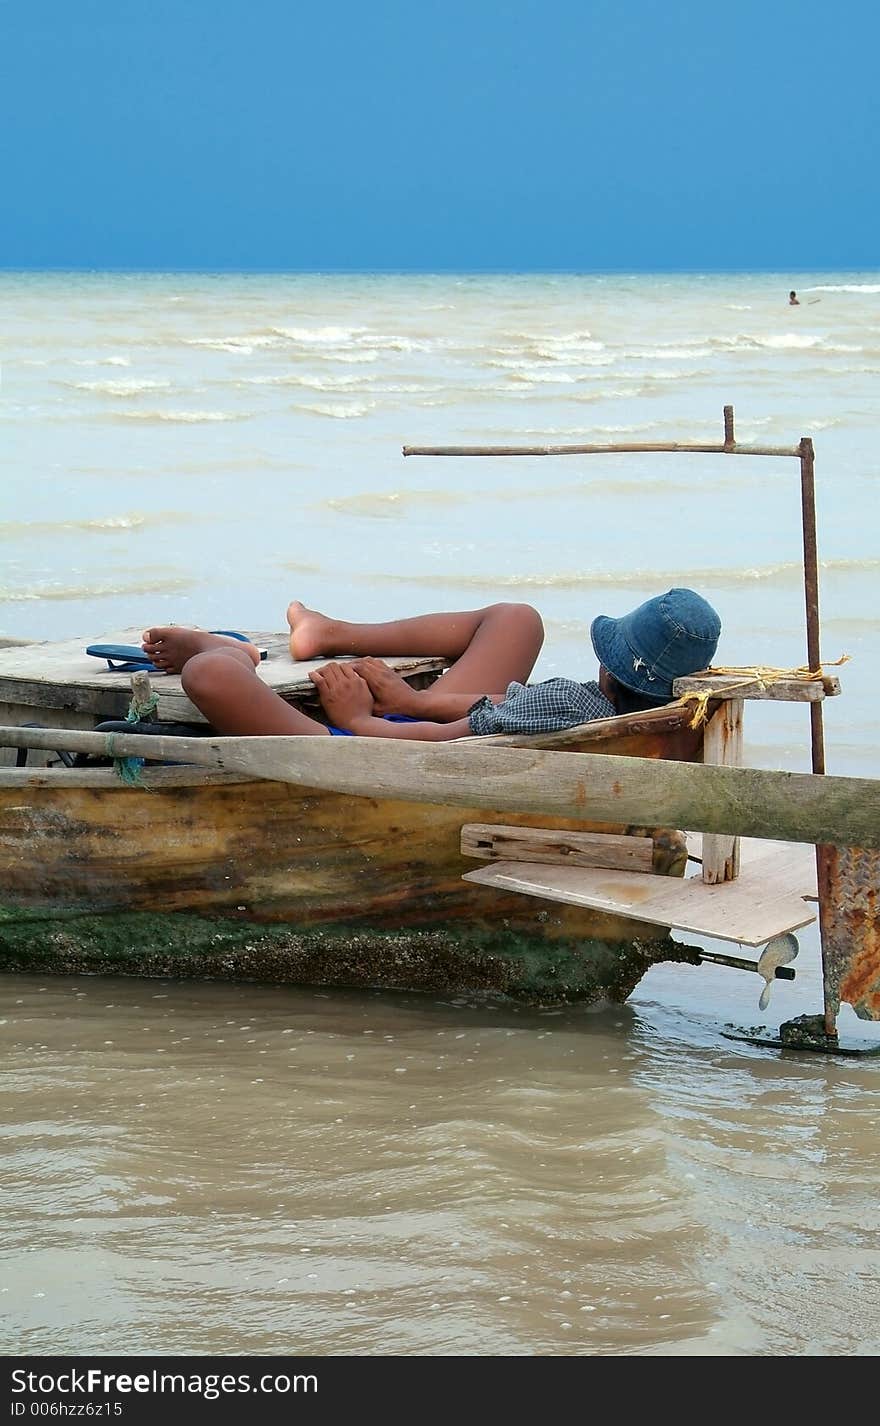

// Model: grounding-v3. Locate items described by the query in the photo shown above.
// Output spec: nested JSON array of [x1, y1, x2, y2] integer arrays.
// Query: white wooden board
[[463, 838, 818, 946]]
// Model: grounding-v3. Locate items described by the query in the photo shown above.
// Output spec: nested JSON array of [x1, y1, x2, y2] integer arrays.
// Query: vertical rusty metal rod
[[723, 405, 735, 446], [799, 439, 824, 776], [799, 437, 837, 1038]]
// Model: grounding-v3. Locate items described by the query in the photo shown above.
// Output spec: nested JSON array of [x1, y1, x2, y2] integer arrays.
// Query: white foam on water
[[114, 409, 245, 423], [294, 400, 376, 419], [806, 283, 880, 293], [325, 490, 461, 517], [0, 575, 196, 602], [271, 325, 367, 345], [69, 378, 172, 396], [71, 356, 132, 367]]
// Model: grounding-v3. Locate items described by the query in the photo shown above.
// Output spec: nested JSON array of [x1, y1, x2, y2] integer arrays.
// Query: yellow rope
[[677, 654, 850, 729]]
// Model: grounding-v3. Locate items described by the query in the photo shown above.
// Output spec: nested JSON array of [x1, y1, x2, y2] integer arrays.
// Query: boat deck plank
[[0, 630, 446, 724], [463, 837, 818, 946]]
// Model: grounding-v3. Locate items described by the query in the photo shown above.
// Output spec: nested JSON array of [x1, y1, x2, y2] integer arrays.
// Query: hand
[[309, 661, 375, 731], [350, 657, 421, 716]]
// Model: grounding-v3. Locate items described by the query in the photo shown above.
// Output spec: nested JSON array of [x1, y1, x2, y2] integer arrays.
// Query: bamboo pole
[[402, 441, 803, 458]]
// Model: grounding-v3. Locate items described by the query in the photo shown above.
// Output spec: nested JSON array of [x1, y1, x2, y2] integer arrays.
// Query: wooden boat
[[2, 412, 876, 1037], [0, 628, 849, 1010]]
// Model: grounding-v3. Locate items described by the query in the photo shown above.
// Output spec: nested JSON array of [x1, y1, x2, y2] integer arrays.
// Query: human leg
[[142, 627, 262, 675], [287, 599, 544, 700], [142, 628, 330, 736]]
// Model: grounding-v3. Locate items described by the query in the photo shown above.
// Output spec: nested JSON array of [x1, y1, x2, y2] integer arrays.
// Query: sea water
[[1, 271, 879, 1355]]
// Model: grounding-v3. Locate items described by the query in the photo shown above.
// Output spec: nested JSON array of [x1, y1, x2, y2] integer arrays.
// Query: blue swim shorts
[[327, 714, 418, 736]]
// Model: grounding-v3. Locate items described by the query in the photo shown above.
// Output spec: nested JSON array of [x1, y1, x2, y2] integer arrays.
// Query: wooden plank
[[0, 728, 879, 850], [701, 699, 743, 883], [673, 673, 840, 701], [0, 630, 446, 723], [463, 840, 818, 946], [0, 703, 108, 769], [461, 823, 654, 871]]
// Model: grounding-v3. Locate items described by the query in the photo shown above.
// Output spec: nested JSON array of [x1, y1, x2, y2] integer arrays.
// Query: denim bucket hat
[[590, 588, 721, 701]]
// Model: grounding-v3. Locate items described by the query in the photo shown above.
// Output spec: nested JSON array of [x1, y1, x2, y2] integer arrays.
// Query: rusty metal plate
[[821, 845, 880, 1021]]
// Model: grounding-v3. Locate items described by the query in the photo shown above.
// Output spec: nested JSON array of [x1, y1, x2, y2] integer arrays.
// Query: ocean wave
[[114, 409, 245, 423], [185, 335, 286, 354], [372, 557, 880, 592], [294, 400, 375, 419], [68, 378, 172, 396], [511, 476, 735, 499], [276, 560, 323, 575], [631, 346, 714, 361], [71, 356, 132, 368], [359, 334, 432, 353], [271, 325, 367, 345], [367, 382, 444, 394], [0, 575, 196, 603], [522, 423, 656, 436], [500, 328, 597, 346], [505, 369, 578, 384], [529, 343, 607, 362], [511, 418, 730, 437], [616, 366, 712, 383], [715, 332, 826, 351], [242, 372, 365, 390], [822, 615, 880, 631], [313, 350, 378, 364], [325, 490, 461, 518], [486, 351, 612, 373], [806, 284, 880, 294], [0, 513, 177, 535]]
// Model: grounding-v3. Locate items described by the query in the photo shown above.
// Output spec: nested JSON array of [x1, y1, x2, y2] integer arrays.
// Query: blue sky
[[1, 0, 877, 271]]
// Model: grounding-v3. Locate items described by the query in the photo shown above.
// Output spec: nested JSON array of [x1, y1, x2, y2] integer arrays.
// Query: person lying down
[[135, 589, 721, 740]]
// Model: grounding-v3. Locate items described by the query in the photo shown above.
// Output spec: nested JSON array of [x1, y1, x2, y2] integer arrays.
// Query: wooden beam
[[673, 674, 840, 702], [461, 823, 655, 872], [701, 700, 743, 884], [1, 726, 879, 850]]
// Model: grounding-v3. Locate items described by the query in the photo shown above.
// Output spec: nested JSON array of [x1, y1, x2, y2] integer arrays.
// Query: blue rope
[[109, 685, 160, 788]]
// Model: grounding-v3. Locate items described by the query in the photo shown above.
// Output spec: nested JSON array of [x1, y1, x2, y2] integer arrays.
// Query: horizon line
[[1, 264, 878, 279]]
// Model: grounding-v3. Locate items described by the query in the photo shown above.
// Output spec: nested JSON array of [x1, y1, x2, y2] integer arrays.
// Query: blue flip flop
[[86, 644, 159, 672], [86, 631, 265, 672]]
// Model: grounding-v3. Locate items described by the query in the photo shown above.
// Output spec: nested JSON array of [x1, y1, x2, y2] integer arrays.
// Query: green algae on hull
[[0, 905, 688, 1005]]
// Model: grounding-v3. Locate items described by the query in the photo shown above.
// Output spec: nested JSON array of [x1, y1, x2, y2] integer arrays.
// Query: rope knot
[[677, 654, 850, 729]]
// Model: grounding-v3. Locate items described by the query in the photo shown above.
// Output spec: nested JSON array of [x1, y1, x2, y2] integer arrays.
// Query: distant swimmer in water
[[789, 290, 800, 305]]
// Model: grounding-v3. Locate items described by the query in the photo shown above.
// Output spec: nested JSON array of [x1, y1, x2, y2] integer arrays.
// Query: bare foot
[[142, 627, 261, 675], [287, 600, 338, 661], [350, 657, 423, 716], [309, 661, 375, 731]]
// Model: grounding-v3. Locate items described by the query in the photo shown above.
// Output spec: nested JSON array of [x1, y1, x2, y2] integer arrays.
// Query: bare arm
[[345, 714, 475, 741], [350, 657, 501, 722], [309, 662, 476, 740]]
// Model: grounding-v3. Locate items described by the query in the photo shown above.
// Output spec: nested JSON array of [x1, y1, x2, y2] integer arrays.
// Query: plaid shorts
[[467, 678, 616, 736]]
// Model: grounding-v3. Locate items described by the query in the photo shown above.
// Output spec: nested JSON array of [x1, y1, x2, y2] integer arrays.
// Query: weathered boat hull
[[0, 709, 703, 1003]]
